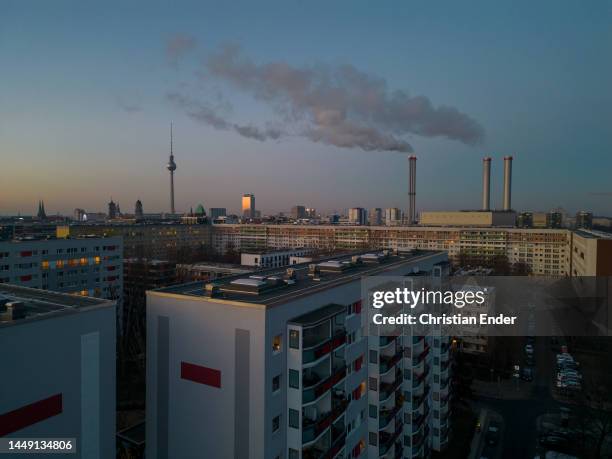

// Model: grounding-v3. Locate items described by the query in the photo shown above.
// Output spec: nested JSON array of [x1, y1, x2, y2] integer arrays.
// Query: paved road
[[473, 337, 564, 459]]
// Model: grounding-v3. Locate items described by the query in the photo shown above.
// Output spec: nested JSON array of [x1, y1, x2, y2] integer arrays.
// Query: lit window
[[94, 256, 101, 264], [272, 334, 282, 352], [41, 261, 49, 270], [80, 257, 88, 266], [56, 260, 64, 269]]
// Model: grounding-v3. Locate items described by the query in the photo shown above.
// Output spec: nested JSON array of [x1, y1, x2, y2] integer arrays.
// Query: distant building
[[195, 204, 206, 217], [516, 212, 533, 228], [242, 194, 256, 218], [419, 210, 516, 227], [368, 208, 383, 226], [241, 248, 312, 268], [384, 208, 402, 226], [291, 205, 306, 220], [546, 211, 563, 229], [135, 200, 144, 219], [348, 207, 367, 225], [0, 284, 116, 456], [36, 200, 47, 220], [108, 199, 118, 219], [305, 208, 317, 219], [575, 211, 593, 229], [209, 208, 227, 219], [74, 208, 87, 222], [177, 262, 252, 282], [570, 230, 612, 276]]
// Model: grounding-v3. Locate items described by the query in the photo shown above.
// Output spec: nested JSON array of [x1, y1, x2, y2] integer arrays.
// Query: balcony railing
[[303, 429, 346, 459], [380, 335, 398, 347], [303, 330, 347, 365], [379, 422, 403, 457], [378, 399, 403, 430], [379, 369, 402, 401], [380, 347, 403, 374], [303, 365, 347, 404], [412, 344, 430, 365], [302, 397, 349, 443]]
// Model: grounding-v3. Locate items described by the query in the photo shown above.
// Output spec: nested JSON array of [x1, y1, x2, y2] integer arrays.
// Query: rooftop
[[153, 250, 444, 307], [0, 284, 114, 327]]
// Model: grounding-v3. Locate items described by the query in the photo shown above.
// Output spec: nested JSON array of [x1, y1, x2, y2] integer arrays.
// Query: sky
[[1, 0, 611, 216]]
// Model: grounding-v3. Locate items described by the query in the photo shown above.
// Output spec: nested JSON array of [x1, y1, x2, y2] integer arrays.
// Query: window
[[404, 369, 411, 380], [288, 449, 299, 459], [272, 415, 280, 433], [369, 404, 377, 418], [369, 377, 377, 392], [369, 432, 378, 446], [369, 350, 378, 364], [273, 334, 282, 352], [288, 409, 299, 428], [289, 369, 299, 389], [289, 330, 299, 349], [272, 375, 281, 392]]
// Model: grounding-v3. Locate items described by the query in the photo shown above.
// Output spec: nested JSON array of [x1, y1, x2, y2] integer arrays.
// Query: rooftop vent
[[0, 301, 26, 321]]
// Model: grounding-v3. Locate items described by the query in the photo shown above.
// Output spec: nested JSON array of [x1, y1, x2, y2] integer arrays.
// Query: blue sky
[[1, 0, 611, 216]]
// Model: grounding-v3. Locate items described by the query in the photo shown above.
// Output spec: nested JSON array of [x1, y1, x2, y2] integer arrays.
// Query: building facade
[[146, 250, 451, 459], [0, 284, 116, 457]]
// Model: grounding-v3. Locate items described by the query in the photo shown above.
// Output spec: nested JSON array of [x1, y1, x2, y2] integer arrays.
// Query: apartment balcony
[[380, 347, 403, 374], [380, 335, 399, 348], [393, 442, 403, 459], [379, 422, 403, 457], [412, 344, 430, 365], [379, 397, 403, 430], [302, 396, 349, 444], [303, 329, 347, 365], [303, 427, 346, 459], [413, 364, 430, 388], [412, 384, 430, 408], [379, 369, 402, 402], [303, 365, 347, 404]]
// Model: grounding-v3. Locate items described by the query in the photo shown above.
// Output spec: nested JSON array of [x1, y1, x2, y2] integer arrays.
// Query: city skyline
[[1, 1, 612, 216]]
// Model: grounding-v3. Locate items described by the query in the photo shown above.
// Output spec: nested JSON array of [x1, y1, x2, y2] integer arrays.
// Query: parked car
[[486, 424, 500, 446], [525, 344, 534, 354]]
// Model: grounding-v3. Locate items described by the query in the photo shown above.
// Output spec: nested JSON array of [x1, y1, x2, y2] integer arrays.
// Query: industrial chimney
[[503, 156, 513, 211], [482, 157, 491, 211], [408, 155, 417, 224]]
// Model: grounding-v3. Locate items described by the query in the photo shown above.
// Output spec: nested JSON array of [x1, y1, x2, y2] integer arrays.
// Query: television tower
[[166, 123, 177, 214]]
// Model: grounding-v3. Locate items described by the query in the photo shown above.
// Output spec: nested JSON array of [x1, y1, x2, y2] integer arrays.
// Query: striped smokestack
[[482, 157, 491, 210], [408, 155, 416, 224], [503, 155, 513, 211]]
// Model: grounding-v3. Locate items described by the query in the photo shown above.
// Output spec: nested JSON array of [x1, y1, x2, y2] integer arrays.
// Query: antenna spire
[[170, 122, 173, 156]]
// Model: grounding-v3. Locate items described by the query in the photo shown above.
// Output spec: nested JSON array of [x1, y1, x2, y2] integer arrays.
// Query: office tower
[[74, 208, 87, 222], [502, 156, 512, 211], [306, 208, 317, 219], [292, 206, 307, 220], [349, 208, 367, 225], [575, 211, 593, 230], [135, 200, 144, 219], [0, 283, 116, 456], [242, 194, 256, 219], [384, 208, 402, 226], [482, 157, 491, 211], [146, 250, 451, 459], [210, 208, 227, 220], [546, 211, 563, 229], [516, 212, 533, 228], [167, 123, 177, 214], [369, 208, 383, 226]]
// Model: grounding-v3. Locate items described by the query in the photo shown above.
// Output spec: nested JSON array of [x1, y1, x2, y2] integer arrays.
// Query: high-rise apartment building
[[369, 208, 383, 226], [292, 206, 307, 220], [349, 208, 367, 226], [146, 250, 451, 459], [0, 284, 116, 456], [575, 211, 593, 230], [243, 194, 256, 219], [384, 209, 402, 227]]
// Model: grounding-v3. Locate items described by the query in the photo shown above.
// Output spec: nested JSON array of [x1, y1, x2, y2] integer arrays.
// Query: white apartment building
[[0, 236, 123, 300], [0, 283, 116, 458], [241, 249, 313, 269], [146, 250, 450, 459]]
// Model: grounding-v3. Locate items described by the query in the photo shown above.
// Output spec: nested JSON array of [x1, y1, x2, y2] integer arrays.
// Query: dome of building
[[195, 204, 206, 216]]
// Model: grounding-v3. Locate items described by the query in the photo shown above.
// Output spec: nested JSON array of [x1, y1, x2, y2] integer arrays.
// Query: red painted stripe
[[181, 362, 221, 388], [0, 394, 62, 437]]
